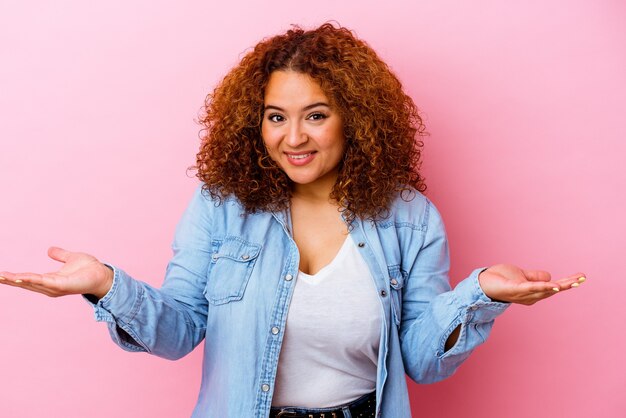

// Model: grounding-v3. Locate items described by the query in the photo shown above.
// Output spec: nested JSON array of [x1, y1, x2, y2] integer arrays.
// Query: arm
[[88, 248, 210, 359], [441, 265, 585, 350], [0, 185, 213, 360], [398, 201, 584, 383]]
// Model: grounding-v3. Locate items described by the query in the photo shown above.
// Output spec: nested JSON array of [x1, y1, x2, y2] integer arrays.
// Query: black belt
[[269, 391, 376, 418]]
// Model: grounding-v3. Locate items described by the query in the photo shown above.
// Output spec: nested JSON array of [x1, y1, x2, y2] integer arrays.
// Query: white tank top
[[272, 235, 383, 408]]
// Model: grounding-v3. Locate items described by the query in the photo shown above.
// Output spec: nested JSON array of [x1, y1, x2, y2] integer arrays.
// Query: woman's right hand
[[0, 247, 114, 299]]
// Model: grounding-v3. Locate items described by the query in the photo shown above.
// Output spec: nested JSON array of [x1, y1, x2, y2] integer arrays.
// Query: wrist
[[478, 267, 508, 303], [89, 264, 114, 301]]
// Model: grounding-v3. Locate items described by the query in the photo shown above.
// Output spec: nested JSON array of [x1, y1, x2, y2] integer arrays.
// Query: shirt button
[[261, 384, 270, 392], [271, 326, 280, 335], [469, 305, 478, 311], [380, 290, 387, 297], [241, 254, 249, 260], [357, 242, 365, 248], [284, 273, 293, 281], [390, 278, 398, 286], [211, 254, 218, 261]]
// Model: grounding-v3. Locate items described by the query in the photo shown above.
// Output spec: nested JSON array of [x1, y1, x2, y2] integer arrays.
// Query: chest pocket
[[204, 236, 261, 305], [387, 265, 406, 327]]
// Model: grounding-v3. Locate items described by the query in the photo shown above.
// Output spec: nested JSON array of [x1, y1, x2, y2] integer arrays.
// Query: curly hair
[[193, 23, 426, 223]]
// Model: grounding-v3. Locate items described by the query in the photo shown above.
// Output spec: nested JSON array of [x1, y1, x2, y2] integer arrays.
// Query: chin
[[288, 176, 316, 185]]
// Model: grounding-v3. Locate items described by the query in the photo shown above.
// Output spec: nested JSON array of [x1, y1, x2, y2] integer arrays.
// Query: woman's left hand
[[478, 264, 586, 305]]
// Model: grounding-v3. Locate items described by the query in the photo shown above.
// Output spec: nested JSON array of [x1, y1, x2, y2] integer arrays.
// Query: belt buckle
[[275, 409, 341, 418], [275, 410, 298, 418]]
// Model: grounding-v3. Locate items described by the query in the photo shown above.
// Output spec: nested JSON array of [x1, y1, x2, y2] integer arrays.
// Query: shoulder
[[376, 188, 443, 232], [189, 183, 247, 214], [190, 183, 277, 229], [177, 184, 251, 232]]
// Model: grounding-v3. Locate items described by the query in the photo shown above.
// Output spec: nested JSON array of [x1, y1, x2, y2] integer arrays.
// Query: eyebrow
[[263, 102, 330, 113]]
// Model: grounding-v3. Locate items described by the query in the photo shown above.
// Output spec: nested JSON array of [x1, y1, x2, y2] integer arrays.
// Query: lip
[[284, 151, 316, 166]]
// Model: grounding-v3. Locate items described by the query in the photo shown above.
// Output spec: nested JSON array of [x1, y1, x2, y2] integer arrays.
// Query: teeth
[[288, 153, 311, 160]]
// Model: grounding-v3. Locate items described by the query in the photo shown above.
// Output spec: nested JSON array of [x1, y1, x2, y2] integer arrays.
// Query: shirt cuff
[[453, 267, 510, 323], [82, 264, 142, 324]]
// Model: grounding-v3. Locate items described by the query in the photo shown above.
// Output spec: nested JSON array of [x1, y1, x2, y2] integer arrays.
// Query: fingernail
[[15, 279, 23, 284], [578, 276, 586, 282], [552, 287, 560, 292], [571, 282, 580, 288], [0, 276, 5, 280]]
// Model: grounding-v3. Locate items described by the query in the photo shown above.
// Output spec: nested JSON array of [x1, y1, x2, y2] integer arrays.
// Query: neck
[[291, 173, 338, 204]]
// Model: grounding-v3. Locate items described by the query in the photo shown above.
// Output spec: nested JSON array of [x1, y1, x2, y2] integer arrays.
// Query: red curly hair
[[194, 23, 426, 223]]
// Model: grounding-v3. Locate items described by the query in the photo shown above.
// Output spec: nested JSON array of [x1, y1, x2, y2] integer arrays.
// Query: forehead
[[264, 71, 329, 105]]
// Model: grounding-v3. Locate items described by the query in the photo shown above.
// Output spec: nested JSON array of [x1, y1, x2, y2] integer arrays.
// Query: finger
[[511, 274, 585, 304], [522, 270, 552, 282], [0, 273, 70, 296], [15, 272, 55, 286], [0, 271, 43, 284], [1, 270, 71, 296], [520, 280, 559, 293], [552, 272, 586, 289], [48, 246, 72, 263], [555, 272, 586, 281], [0, 278, 58, 297]]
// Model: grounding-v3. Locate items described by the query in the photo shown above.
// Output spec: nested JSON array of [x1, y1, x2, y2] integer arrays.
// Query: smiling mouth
[[286, 152, 316, 160]]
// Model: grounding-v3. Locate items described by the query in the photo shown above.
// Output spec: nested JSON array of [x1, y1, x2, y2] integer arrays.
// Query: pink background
[[1, 1, 624, 417]]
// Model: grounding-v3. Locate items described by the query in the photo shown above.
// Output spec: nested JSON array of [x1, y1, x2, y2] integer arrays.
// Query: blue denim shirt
[[88, 185, 508, 417]]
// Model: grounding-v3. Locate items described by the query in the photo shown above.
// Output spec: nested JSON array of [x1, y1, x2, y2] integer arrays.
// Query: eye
[[267, 113, 285, 123], [307, 112, 328, 121]]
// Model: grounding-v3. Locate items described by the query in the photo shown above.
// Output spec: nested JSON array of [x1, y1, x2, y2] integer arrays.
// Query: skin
[[262, 70, 348, 275], [0, 247, 114, 299], [0, 70, 586, 351]]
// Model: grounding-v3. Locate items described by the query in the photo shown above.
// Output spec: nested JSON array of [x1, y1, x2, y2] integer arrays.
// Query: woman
[[0, 24, 584, 417]]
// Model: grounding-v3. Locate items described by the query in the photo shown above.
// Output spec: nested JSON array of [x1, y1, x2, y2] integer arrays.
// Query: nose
[[284, 120, 308, 148]]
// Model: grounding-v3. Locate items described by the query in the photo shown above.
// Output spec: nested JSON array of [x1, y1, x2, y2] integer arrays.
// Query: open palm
[[0, 247, 113, 299], [478, 264, 585, 305]]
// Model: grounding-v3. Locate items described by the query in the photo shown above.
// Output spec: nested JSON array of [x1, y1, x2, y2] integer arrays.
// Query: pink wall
[[1, 1, 624, 417]]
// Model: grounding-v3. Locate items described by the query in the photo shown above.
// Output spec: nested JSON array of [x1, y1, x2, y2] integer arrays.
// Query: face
[[261, 70, 345, 194]]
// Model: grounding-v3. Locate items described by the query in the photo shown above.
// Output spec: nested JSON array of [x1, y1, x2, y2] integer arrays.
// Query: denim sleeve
[[84, 186, 211, 360], [399, 200, 509, 383]]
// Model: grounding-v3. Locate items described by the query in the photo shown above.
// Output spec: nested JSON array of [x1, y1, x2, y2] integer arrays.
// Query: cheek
[[260, 127, 275, 151], [261, 135, 282, 165], [322, 128, 345, 156]]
